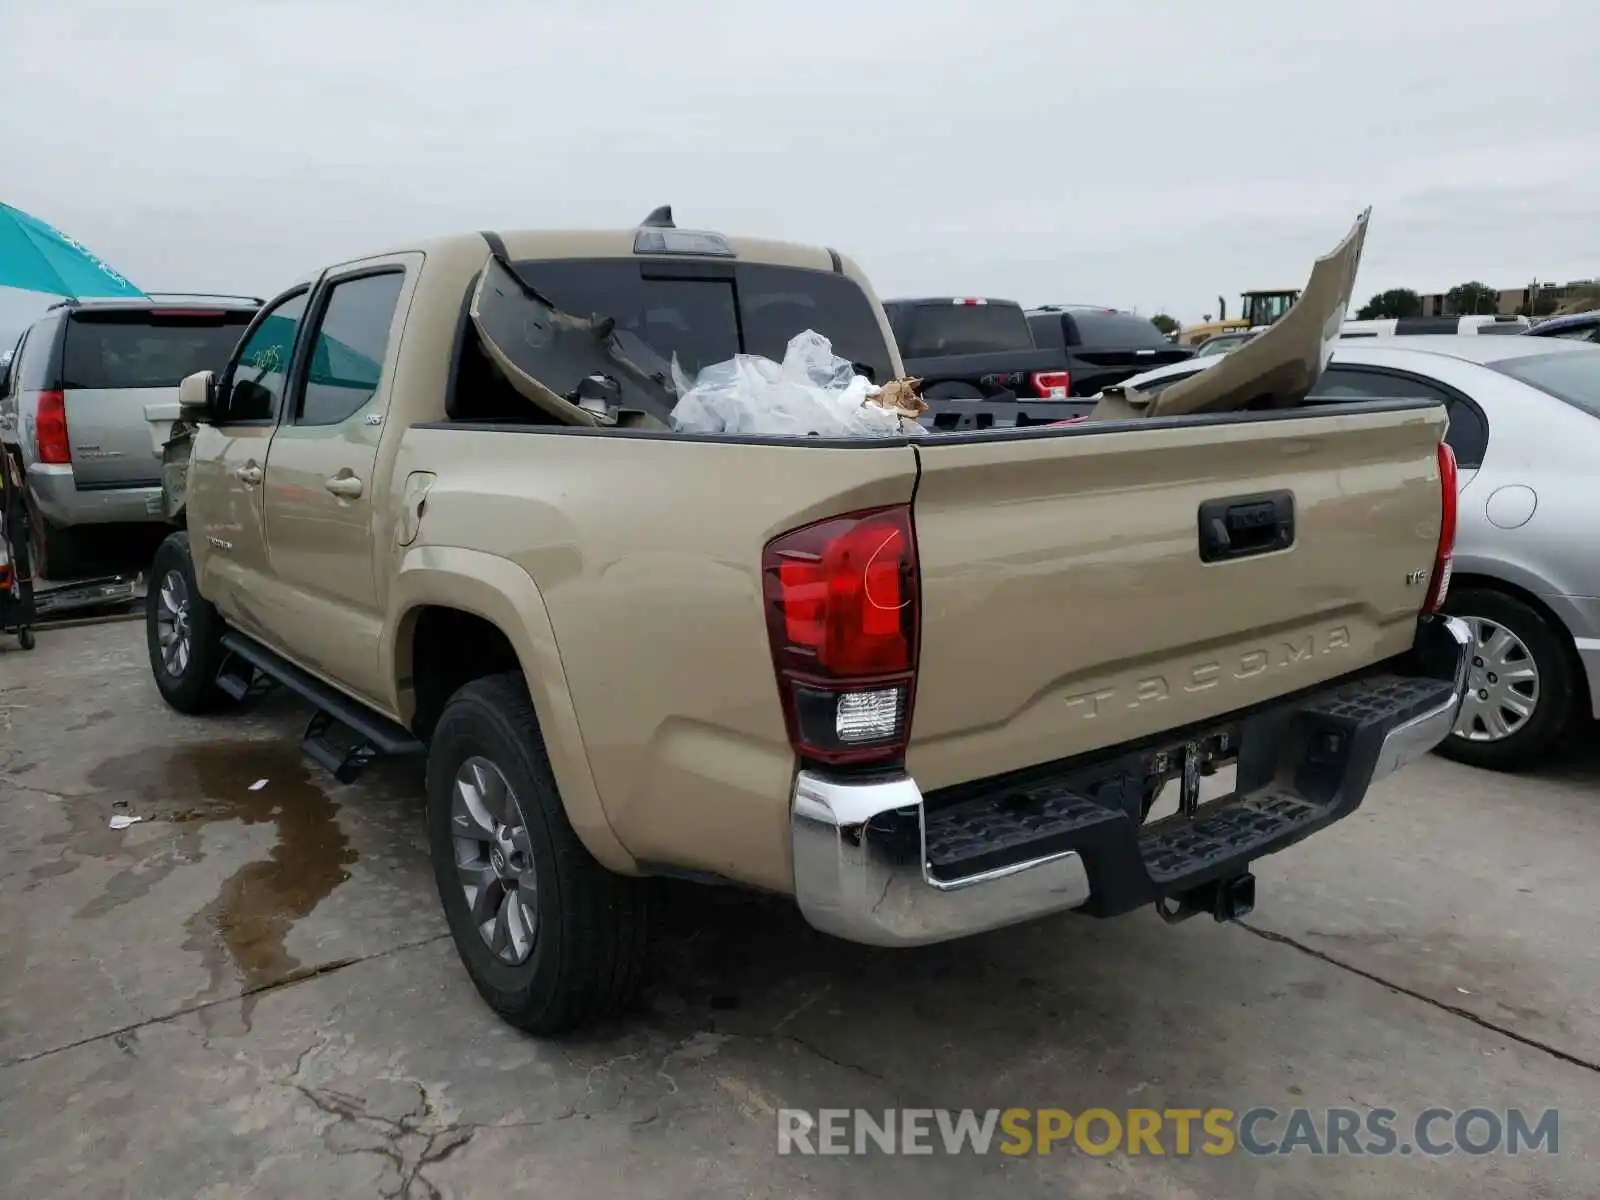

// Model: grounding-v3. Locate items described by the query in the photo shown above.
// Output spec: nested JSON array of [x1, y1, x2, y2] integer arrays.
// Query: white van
[[1340, 314, 1530, 339]]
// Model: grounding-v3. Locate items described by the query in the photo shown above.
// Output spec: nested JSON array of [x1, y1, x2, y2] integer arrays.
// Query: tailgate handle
[[1198, 491, 1294, 563]]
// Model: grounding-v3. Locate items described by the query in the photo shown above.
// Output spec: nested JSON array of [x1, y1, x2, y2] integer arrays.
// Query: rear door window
[[61, 309, 255, 391], [295, 271, 405, 426], [1063, 311, 1172, 348], [1307, 367, 1450, 403], [516, 259, 894, 382], [15, 320, 58, 392], [894, 302, 1034, 358], [1307, 366, 1487, 467], [1026, 313, 1067, 351]]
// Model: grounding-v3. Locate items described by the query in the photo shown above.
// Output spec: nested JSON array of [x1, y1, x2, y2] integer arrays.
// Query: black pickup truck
[[884, 298, 1195, 431], [1026, 305, 1195, 396], [882, 297, 1084, 430]]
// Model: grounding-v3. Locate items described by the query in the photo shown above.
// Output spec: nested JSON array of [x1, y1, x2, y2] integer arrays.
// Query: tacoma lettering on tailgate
[[1062, 626, 1352, 720]]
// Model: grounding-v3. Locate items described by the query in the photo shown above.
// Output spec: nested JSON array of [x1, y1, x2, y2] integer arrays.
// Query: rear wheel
[[145, 532, 234, 714], [1437, 588, 1576, 772], [427, 672, 649, 1034]]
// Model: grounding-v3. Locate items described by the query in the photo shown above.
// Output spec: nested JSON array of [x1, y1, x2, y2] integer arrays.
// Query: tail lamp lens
[[1030, 370, 1072, 399], [1424, 441, 1457, 613], [35, 391, 70, 465], [763, 506, 920, 766]]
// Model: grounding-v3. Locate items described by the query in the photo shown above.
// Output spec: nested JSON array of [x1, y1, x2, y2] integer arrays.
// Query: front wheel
[[145, 531, 234, 714], [1437, 588, 1577, 772], [427, 672, 649, 1034]]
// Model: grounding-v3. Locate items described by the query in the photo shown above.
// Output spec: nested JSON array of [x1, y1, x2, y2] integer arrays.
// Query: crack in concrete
[[287, 1066, 580, 1199], [781, 1033, 889, 1085], [0, 934, 451, 1070], [1240, 921, 1600, 1075]]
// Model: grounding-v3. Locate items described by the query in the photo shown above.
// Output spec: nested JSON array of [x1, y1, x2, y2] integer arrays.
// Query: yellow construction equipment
[[1178, 288, 1301, 347]]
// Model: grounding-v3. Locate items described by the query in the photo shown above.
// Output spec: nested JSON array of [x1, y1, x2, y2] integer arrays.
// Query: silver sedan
[[1120, 335, 1600, 772]]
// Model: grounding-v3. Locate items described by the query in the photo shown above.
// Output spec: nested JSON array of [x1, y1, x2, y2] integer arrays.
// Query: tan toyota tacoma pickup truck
[[147, 209, 1471, 1034]]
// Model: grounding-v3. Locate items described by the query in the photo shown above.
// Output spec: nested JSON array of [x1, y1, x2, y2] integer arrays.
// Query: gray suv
[[0, 296, 259, 578]]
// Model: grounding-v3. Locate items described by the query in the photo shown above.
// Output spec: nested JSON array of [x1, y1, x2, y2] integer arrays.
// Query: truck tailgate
[[906, 403, 1448, 789]]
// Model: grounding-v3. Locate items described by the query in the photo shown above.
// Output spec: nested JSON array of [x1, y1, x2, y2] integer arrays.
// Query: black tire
[[427, 672, 649, 1035], [17, 628, 35, 651], [1436, 587, 1577, 772], [145, 531, 234, 715]]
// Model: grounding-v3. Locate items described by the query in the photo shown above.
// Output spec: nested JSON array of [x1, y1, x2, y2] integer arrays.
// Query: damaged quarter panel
[[395, 424, 920, 893]]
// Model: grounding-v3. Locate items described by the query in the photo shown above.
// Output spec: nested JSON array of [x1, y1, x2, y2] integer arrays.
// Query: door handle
[[235, 464, 263, 485], [325, 473, 364, 499], [1197, 491, 1295, 563]]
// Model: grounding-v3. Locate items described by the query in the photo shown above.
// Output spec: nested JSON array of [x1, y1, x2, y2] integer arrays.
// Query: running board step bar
[[218, 632, 424, 783], [214, 650, 278, 702]]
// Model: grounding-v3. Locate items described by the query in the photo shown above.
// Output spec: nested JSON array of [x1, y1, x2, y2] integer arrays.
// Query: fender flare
[[384, 545, 636, 874]]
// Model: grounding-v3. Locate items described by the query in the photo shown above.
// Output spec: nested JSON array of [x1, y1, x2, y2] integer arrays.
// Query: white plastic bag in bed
[[669, 330, 918, 438]]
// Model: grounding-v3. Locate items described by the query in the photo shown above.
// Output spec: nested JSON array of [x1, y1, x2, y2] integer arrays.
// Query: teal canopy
[[0, 202, 146, 299]]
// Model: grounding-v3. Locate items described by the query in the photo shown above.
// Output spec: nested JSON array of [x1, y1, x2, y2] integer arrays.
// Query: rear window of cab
[[515, 259, 896, 383]]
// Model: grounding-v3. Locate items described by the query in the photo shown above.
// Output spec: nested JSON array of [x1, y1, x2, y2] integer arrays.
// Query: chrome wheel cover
[[1454, 616, 1540, 743]]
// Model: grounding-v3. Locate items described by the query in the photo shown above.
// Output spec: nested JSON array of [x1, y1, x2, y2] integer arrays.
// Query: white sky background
[[1, 0, 1596, 341]]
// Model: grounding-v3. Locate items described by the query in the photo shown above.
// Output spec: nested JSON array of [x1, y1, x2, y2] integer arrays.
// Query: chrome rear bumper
[[789, 615, 1470, 949], [791, 771, 1091, 948], [1369, 614, 1471, 781]]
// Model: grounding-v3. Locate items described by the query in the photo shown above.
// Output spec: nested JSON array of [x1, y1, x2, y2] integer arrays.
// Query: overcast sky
[[2, 0, 1596, 341]]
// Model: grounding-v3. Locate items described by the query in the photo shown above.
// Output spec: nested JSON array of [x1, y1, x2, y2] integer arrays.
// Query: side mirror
[[178, 370, 217, 422]]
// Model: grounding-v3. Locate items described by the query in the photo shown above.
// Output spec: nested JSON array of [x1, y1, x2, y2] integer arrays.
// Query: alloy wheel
[[451, 756, 540, 965], [155, 569, 192, 677]]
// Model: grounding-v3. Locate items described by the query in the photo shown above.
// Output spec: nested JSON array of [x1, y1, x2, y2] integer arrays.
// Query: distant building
[[1417, 278, 1600, 318]]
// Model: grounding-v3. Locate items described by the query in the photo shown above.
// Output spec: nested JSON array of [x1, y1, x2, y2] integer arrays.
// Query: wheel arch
[[385, 548, 635, 873]]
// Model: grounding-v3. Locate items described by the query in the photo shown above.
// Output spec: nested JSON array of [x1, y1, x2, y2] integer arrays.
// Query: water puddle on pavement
[[74, 741, 358, 1023]]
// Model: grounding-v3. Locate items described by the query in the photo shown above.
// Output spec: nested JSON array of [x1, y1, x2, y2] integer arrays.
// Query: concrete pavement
[[1, 620, 1594, 1198]]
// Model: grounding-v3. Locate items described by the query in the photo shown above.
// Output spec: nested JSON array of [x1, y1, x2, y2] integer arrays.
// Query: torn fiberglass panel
[[468, 255, 677, 426]]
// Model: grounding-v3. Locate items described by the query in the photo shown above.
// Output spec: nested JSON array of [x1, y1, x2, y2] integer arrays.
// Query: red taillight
[[1424, 441, 1458, 613], [763, 505, 920, 766], [35, 391, 70, 465], [1029, 370, 1072, 399]]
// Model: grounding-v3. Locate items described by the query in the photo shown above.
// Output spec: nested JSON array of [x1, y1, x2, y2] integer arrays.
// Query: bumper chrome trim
[[791, 616, 1472, 947], [791, 770, 1090, 947], [1371, 614, 1472, 781]]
